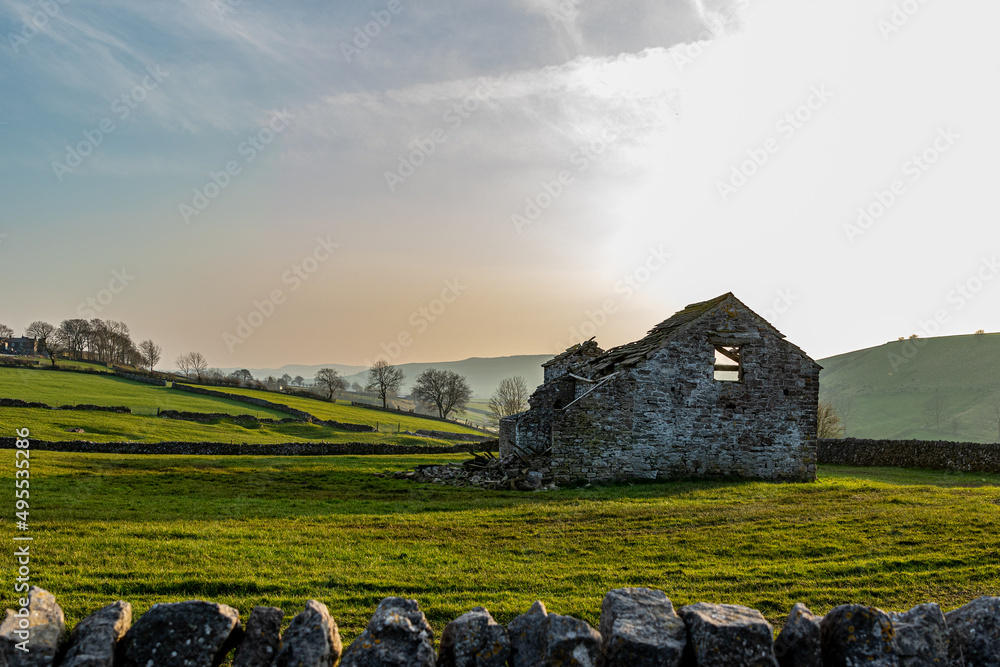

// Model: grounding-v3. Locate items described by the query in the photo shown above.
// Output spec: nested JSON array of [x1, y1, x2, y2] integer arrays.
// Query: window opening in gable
[[714, 345, 741, 382]]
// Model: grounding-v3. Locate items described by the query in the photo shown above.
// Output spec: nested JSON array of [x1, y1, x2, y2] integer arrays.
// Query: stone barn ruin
[[499, 293, 821, 484]]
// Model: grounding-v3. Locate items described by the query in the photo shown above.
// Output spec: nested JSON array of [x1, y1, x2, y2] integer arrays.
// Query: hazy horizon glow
[[2, 0, 998, 370]]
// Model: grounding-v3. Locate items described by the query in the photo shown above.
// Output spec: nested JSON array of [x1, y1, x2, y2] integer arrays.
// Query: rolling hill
[[0, 367, 487, 442], [818, 333, 1000, 442], [210, 333, 1000, 442], [229, 355, 553, 398]]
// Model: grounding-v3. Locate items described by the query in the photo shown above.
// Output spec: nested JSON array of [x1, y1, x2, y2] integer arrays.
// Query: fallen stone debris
[[384, 451, 558, 491], [3, 586, 999, 666]]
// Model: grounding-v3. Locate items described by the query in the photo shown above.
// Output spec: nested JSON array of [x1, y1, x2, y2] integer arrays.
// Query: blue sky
[[2, 0, 999, 370]]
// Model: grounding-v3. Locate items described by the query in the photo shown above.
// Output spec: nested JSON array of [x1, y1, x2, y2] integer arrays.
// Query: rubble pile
[[388, 451, 557, 491]]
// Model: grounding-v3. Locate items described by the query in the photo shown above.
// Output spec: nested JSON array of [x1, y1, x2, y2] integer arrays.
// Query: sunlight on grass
[[2, 451, 998, 644]]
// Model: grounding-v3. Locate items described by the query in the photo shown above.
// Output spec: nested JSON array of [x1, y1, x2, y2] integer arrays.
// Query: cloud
[[291, 49, 685, 177]]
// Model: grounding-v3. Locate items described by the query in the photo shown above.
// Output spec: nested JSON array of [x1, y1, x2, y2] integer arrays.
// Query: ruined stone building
[[499, 293, 821, 483]]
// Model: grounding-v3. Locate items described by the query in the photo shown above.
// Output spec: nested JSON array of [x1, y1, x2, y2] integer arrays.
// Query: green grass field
[[0, 368, 487, 442], [0, 368, 288, 418], [197, 386, 485, 435], [6, 450, 998, 644], [3, 357, 114, 372], [0, 408, 473, 446]]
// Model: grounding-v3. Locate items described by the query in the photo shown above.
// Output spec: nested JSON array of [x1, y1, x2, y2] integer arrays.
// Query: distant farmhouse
[[0, 337, 38, 356], [499, 293, 821, 483]]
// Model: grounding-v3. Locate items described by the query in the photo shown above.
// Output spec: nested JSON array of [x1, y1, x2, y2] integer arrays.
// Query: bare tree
[[983, 396, 1000, 443], [487, 376, 530, 426], [279, 373, 292, 388], [411, 369, 473, 419], [138, 339, 162, 372], [293, 375, 305, 387], [175, 353, 192, 379], [366, 359, 405, 408], [923, 392, 948, 430], [315, 368, 346, 400], [351, 381, 363, 393], [83, 319, 135, 364], [25, 321, 63, 366], [817, 401, 845, 439], [188, 352, 208, 382], [833, 396, 854, 436], [58, 319, 91, 360]]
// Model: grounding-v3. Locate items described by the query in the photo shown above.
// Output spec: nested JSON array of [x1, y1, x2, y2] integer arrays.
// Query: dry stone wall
[[0, 398, 131, 414], [0, 437, 497, 456], [111, 368, 167, 386], [3, 586, 998, 667], [818, 438, 1000, 474]]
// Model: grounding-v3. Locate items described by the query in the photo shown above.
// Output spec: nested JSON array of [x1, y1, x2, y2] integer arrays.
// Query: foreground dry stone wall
[[2, 586, 998, 667]]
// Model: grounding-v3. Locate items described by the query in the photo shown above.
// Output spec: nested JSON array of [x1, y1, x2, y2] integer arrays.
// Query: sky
[[1, 0, 998, 371]]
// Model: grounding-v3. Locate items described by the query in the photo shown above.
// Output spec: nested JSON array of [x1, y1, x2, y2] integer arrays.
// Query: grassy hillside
[[0, 368, 287, 418], [818, 333, 1000, 442], [6, 449, 998, 642], [0, 367, 487, 442], [200, 386, 485, 435], [0, 408, 469, 445]]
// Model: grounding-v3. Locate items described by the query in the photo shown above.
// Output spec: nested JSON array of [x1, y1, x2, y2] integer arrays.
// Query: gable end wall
[[547, 303, 818, 483]]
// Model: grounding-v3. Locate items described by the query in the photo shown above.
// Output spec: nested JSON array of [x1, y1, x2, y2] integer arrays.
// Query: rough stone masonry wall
[[818, 437, 1000, 473], [500, 375, 575, 459], [548, 375, 640, 483], [4, 585, 999, 666], [625, 308, 818, 482], [544, 306, 819, 484]]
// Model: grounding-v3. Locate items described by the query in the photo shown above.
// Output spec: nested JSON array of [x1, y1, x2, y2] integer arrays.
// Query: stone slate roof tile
[[581, 292, 819, 376]]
